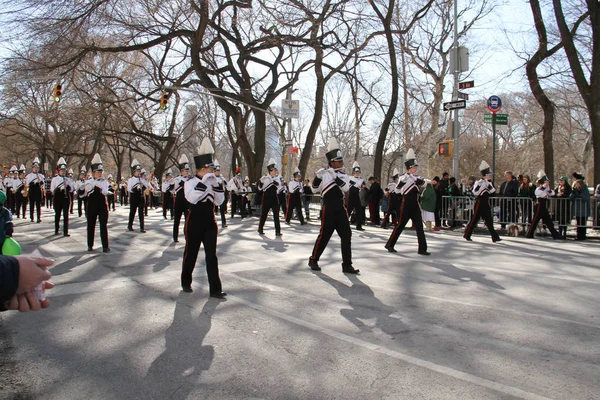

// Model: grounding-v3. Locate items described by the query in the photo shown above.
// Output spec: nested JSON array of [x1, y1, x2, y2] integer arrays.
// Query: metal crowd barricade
[[440, 195, 600, 231]]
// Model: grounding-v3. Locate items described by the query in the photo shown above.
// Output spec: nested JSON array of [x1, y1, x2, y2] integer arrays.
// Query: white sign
[[281, 99, 299, 119]]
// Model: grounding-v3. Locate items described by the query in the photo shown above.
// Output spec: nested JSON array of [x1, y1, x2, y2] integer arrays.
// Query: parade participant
[[346, 162, 365, 231], [106, 175, 117, 211], [242, 177, 253, 217], [44, 173, 53, 209], [67, 169, 75, 214], [5, 167, 15, 213], [384, 149, 429, 255], [74, 169, 87, 217], [227, 168, 244, 218], [119, 178, 128, 206], [25, 157, 44, 223], [14, 165, 27, 219], [161, 168, 175, 220], [308, 138, 359, 274], [0, 191, 14, 254], [277, 176, 287, 217], [257, 158, 282, 236], [303, 178, 313, 221], [214, 159, 228, 228], [181, 138, 226, 298], [526, 171, 561, 240], [172, 155, 190, 242], [285, 168, 306, 225], [85, 154, 110, 252], [141, 169, 150, 216], [50, 158, 74, 237], [127, 159, 147, 233], [463, 161, 502, 242], [381, 169, 400, 229]]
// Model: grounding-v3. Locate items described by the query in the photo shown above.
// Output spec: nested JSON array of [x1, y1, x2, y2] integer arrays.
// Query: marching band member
[[384, 149, 429, 255], [227, 168, 244, 218], [50, 157, 74, 236], [161, 168, 175, 220], [127, 159, 147, 233], [107, 175, 117, 211], [5, 167, 15, 213], [308, 138, 359, 274], [180, 138, 226, 298], [86, 154, 110, 252], [214, 160, 228, 228], [382, 169, 400, 229], [463, 161, 502, 242], [26, 157, 44, 223], [172, 155, 190, 242], [285, 168, 306, 225], [14, 165, 27, 219], [526, 170, 562, 240], [346, 162, 365, 231], [75, 169, 87, 217], [257, 158, 282, 236]]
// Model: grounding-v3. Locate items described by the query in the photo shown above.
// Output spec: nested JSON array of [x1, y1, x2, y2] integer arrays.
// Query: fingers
[[24, 292, 41, 311], [7, 296, 19, 310], [40, 299, 51, 309], [44, 281, 55, 290], [17, 294, 30, 312], [30, 256, 55, 269]]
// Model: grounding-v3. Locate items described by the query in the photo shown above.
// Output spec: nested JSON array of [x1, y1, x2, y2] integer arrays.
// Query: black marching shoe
[[275, 232, 283, 236], [356, 227, 365, 231], [55, 231, 59, 235], [492, 237, 502, 243], [308, 258, 321, 271], [342, 266, 360, 274], [127, 227, 134, 232], [103, 247, 111, 253], [385, 246, 397, 253], [140, 229, 146, 233], [258, 230, 265, 235], [464, 237, 473, 241], [182, 286, 193, 293], [210, 292, 227, 299], [418, 250, 431, 256], [63, 233, 71, 237], [173, 238, 179, 243], [87, 247, 93, 252]]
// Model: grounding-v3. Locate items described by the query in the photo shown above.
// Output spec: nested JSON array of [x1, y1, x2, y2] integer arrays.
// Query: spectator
[[555, 176, 572, 238], [569, 173, 590, 240], [499, 171, 519, 229], [1, 255, 54, 312], [367, 176, 382, 226], [303, 178, 313, 221], [594, 181, 600, 230], [518, 175, 535, 228], [431, 176, 442, 230], [421, 181, 436, 231], [447, 177, 462, 228], [358, 182, 369, 231], [438, 172, 450, 227], [0, 192, 14, 254]]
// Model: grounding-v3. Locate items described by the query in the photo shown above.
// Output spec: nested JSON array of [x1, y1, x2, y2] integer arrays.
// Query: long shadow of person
[[317, 273, 410, 338], [426, 262, 505, 290], [144, 294, 219, 398]]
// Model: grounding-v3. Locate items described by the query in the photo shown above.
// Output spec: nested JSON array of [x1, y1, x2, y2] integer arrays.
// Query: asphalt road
[[0, 204, 599, 400]]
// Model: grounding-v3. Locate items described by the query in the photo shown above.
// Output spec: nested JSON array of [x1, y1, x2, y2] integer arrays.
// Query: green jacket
[[420, 186, 436, 212]]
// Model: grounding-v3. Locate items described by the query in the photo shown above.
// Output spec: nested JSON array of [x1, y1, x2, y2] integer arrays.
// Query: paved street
[[1, 205, 599, 400]]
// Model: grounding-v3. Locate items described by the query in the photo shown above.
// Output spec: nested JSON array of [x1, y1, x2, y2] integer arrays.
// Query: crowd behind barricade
[[1, 145, 598, 311]]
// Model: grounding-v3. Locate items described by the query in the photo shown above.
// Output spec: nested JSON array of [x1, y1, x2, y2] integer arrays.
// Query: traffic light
[[53, 83, 62, 103], [159, 92, 170, 110], [438, 140, 453, 158]]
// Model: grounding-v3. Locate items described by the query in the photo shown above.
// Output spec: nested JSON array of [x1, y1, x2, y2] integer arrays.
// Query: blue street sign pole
[[487, 96, 502, 185]]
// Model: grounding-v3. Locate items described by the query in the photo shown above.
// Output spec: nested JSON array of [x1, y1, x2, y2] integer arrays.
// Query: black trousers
[[346, 198, 363, 228], [181, 205, 222, 294], [382, 197, 400, 227], [15, 193, 27, 218], [128, 193, 145, 230], [54, 195, 70, 235], [215, 203, 227, 227], [526, 202, 559, 239], [463, 197, 500, 241], [278, 193, 287, 216], [163, 194, 174, 219], [29, 191, 42, 221], [285, 194, 305, 224], [45, 193, 53, 208], [6, 189, 13, 212], [258, 198, 281, 233], [107, 194, 116, 211], [88, 201, 109, 249], [173, 205, 188, 241], [310, 202, 352, 268], [231, 194, 244, 218], [385, 197, 427, 252], [77, 196, 87, 217]]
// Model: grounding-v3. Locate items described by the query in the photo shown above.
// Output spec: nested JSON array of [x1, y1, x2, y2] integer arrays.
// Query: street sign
[[487, 95, 502, 113], [281, 99, 299, 118], [443, 100, 466, 111], [458, 91, 469, 100], [484, 113, 508, 125], [459, 81, 474, 90]]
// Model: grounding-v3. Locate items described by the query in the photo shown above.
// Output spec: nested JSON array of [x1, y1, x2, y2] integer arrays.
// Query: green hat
[[0, 191, 5, 205], [559, 176, 569, 182]]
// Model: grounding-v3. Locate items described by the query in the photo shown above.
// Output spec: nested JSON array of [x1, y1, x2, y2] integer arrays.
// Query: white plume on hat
[[178, 154, 189, 164], [537, 170, 546, 179], [57, 157, 67, 165], [141, 168, 147, 174], [9, 165, 17, 172], [32, 157, 40, 165], [214, 158, 220, 167], [108, 174, 113, 180], [393, 168, 399, 176], [166, 168, 173, 175], [352, 161, 360, 169], [19, 164, 26, 171], [267, 158, 277, 167], [68, 168, 73, 174], [131, 159, 140, 168], [327, 137, 340, 152], [479, 160, 491, 171], [198, 137, 214, 155], [92, 154, 102, 164], [405, 148, 416, 160]]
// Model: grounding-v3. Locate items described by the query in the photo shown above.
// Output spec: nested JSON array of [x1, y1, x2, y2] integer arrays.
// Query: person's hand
[[15, 255, 53, 295], [5, 282, 54, 312], [202, 173, 216, 184], [315, 168, 325, 179], [327, 168, 337, 178]]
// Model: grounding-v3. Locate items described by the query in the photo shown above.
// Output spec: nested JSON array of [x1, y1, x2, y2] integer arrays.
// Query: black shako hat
[[193, 138, 215, 169]]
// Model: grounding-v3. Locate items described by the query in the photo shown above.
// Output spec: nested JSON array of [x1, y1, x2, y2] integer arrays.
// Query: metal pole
[[492, 113, 497, 186], [452, 0, 460, 180], [286, 88, 293, 181]]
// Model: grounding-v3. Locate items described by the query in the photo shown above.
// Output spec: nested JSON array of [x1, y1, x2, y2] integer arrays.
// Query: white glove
[[315, 168, 325, 179], [202, 173, 216, 184], [327, 168, 337, 179], [260, 175, 271, 184]]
